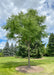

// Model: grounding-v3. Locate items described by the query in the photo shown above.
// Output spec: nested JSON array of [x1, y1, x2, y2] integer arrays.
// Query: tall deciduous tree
[[3, 9, 47, 67]]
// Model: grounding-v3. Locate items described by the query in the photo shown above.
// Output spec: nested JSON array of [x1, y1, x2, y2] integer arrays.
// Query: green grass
[[0, 57, 54, 75]]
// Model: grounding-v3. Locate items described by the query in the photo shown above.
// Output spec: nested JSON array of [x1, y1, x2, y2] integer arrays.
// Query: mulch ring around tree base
[[16, 66, 44, 73]]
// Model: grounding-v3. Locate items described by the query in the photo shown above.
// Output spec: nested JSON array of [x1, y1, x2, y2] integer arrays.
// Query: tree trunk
[[28, 43, 30, 67]]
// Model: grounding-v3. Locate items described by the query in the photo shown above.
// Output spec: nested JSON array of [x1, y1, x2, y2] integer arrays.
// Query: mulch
[[16, 66, 44, 73]]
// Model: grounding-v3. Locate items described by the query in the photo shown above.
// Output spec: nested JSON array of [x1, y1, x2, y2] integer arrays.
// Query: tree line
[[0, 33, 54, 57], [0, 42, 17, 56]]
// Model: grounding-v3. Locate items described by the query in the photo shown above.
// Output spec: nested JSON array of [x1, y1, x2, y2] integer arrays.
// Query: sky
[[0, 0, 54, 49]]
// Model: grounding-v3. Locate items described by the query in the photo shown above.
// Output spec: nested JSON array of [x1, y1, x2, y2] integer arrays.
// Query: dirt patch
[[16, 66, 44, 73], [33, 57, 44, 60]]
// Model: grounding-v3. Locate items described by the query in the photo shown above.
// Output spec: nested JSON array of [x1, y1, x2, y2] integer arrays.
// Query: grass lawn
[[0, 57, 54, 75]]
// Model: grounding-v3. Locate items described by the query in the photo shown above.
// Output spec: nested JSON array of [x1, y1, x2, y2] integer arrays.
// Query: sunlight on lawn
[[0, 57, 54, 75]]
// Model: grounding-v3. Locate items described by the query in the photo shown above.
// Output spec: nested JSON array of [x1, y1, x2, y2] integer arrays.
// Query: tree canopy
[[3, 9, 46, 42]]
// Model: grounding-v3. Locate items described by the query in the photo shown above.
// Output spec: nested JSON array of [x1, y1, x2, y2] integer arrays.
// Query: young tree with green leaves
[[3, 9, 47, 67]]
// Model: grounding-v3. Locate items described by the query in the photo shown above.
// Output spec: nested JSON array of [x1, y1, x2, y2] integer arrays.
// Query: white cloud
[[0, 41, 6, 49], [0, 27, 7, 39]]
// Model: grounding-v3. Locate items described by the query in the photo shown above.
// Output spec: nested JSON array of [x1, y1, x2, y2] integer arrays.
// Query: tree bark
[[28, 43, 30, 67]]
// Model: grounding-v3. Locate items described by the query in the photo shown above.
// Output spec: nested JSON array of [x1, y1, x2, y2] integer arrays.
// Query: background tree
[[30, 41, 45, 58], [18, 43, 28, 58], [0, 49, 2, 53], [14, 44, 18, 55], [0, 49, 3, 57], [3, 41, 10, 56], [3, 9, 47, 67], [3, 42, 17, 56], [10, 43, 14, 56], [18, 41, 45, 58], [47, 33, 54, 56]]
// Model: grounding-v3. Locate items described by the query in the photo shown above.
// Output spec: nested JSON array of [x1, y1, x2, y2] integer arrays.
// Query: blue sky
[[0, 0, 54, 49]]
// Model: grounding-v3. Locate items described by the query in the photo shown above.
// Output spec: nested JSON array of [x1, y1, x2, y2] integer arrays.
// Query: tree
[[10, 43, 14, 56], [3, 41, 10, 56], [14, 44, 18, 55], [3, 9, 47, 67], [47, 33, 54, 56], [0, 49, 3, 57], [18, 44, 28, 58], [0, 49, 2, 53], [30, 41, 45, 58], [18, 41, 45, 58]]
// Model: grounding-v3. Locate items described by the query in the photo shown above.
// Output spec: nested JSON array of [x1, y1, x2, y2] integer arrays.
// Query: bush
[[0, 52, 3, 57]]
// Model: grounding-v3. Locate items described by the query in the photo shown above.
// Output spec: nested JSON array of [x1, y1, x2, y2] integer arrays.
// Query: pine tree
[[0, 49, 2, 52], [3, 41, 10, 56], [10, 43, 14, 56], [18, 41, 45, 58], [14, 44, 18, 55], [47, 33, 54, 56]]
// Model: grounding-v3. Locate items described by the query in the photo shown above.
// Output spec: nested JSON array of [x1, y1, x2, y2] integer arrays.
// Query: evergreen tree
[[0, 49, 3, 57], [18, 45, 28, 57], [14, 44, 18, 55], [0, 49, 2, 52], [47, 33, 54, 56], [10, 43, 14, 56], [18, 41, 45, 58], [3, 41, 10, 56], [30, 41, 45, 58]]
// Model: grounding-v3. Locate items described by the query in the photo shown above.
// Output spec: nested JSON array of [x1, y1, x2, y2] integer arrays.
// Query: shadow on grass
[[0, 61, 44, 68]]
